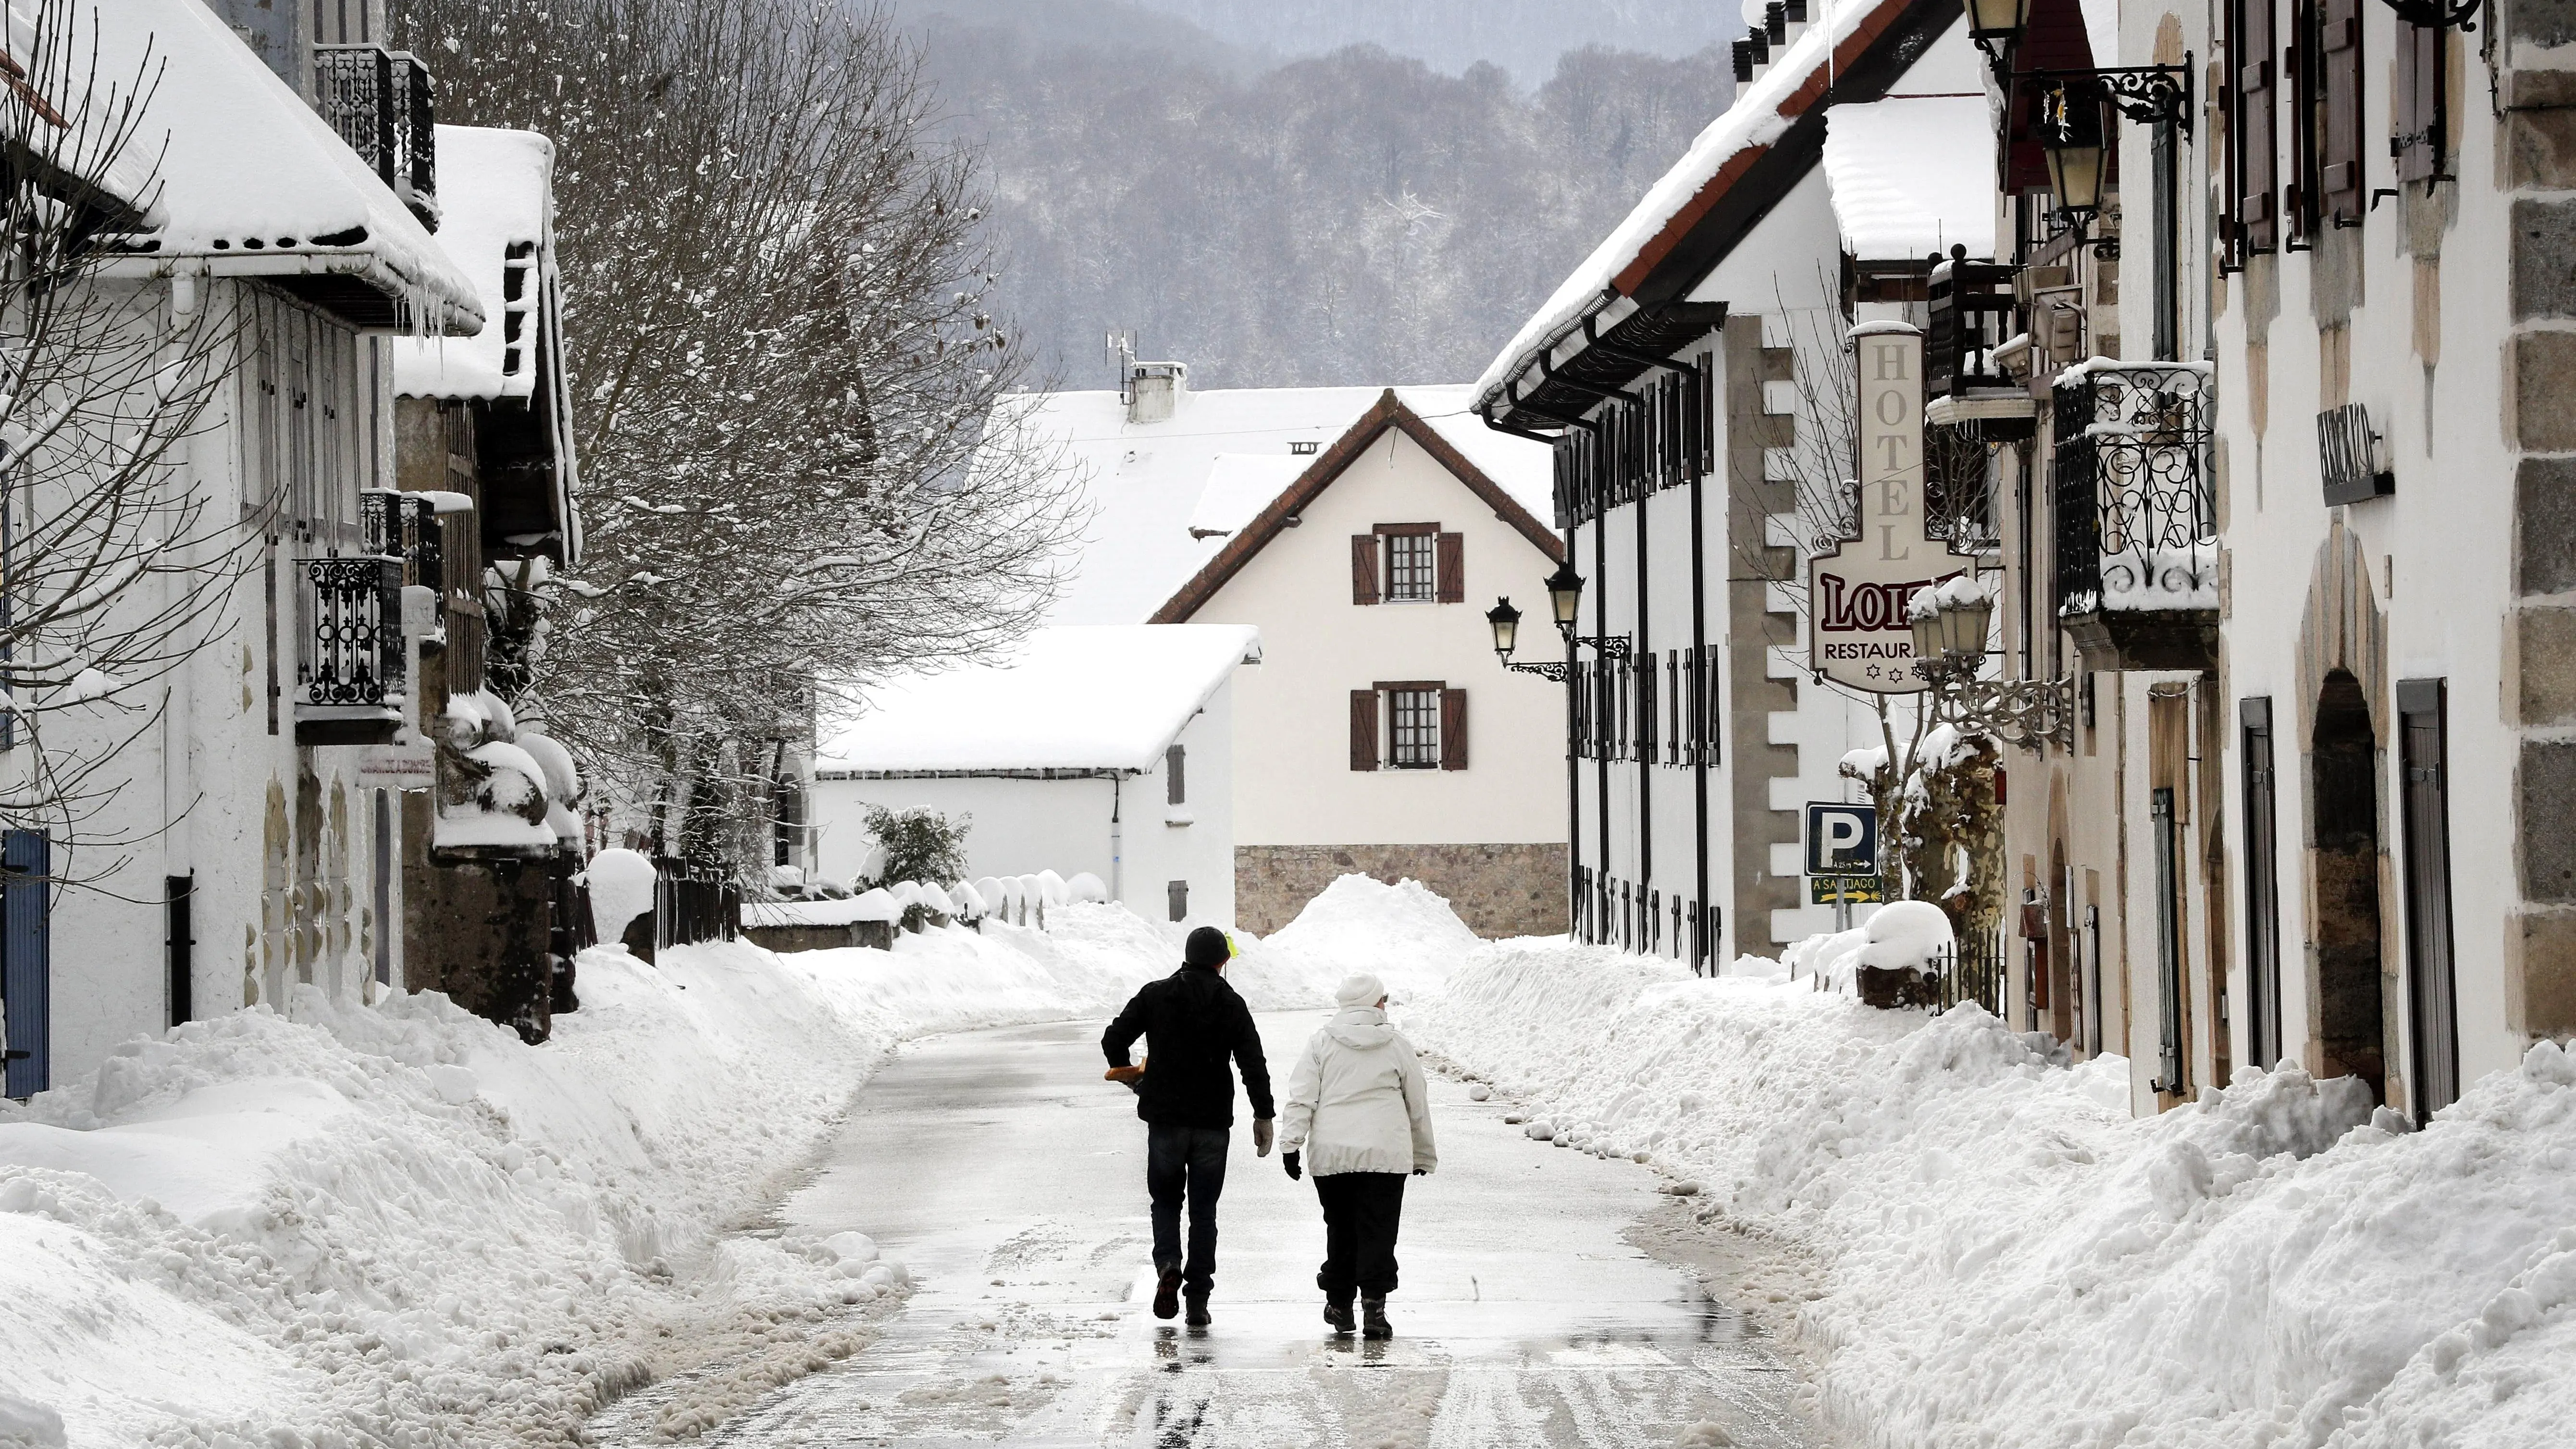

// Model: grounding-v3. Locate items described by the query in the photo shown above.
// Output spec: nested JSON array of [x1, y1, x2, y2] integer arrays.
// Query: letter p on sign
[[1805, 802, 1878, 877]]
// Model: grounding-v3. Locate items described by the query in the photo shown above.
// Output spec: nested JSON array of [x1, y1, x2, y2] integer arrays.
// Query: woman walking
[[1279, 973, 1437, 1339]]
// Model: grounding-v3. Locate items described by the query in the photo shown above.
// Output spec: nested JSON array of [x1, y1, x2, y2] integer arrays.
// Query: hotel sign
[[1808, 322, 1967, 694]]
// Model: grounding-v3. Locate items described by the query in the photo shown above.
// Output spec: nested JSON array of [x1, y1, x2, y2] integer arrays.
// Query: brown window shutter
[[1440, 688, 1468, 770], [2236, 0, 2278, 252], [1351, 534, 1380, 605], [1350, 689, 1379, 770], [2393, 21, 2443, 183], [2320, 0, 2363, 224], [1435, 532, 1463, 602]]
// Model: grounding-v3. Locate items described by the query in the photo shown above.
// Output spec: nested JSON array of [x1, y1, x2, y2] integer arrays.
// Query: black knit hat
[[1183, 925, 1231, 968]]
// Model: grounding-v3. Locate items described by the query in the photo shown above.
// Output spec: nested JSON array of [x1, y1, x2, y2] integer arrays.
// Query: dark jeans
[[1147, 1124, 1230, 1295], [1314, 1171, 1406, 1300]]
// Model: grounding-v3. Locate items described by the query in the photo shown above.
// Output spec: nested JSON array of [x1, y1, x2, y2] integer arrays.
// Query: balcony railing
[[1926, 252, 2021, 398], [313, 45, 437, 226], [294, 493, 408, 745], [2051, 363, 2217, 665]]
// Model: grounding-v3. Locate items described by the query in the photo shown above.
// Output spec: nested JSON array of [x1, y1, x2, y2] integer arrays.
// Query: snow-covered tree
[[395, 0, 1083, 875]]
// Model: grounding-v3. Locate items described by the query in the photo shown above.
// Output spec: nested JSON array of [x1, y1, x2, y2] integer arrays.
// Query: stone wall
[[1234, 843, 1569, 938]]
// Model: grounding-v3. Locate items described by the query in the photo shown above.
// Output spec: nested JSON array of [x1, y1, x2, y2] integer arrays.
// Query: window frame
[[1385, 682, 1443, 769]]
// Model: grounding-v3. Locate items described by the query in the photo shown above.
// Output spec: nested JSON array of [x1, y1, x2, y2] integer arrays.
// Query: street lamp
[[1490, 596, 1568, 681], [1486, 596, 1522, 658], [1544, 558, 1585, 632], [2040, 81, 2110, 230], [1908, 576, 2068, 750], [1960, 0, 2031, 57]]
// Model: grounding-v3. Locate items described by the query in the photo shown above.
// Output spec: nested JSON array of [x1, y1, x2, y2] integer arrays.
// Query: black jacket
[[1102, 964, 1274, 1128]]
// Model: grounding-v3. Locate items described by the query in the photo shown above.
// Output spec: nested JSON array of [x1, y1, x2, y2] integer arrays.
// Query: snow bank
[[0, 910, 1183, 1447], [1225, 874, 1484, 1010], [1409, 940, 2576, 1449]]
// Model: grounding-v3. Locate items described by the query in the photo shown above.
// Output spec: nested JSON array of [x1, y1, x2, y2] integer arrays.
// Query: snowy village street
[[589, 1014, 1824, 1449]]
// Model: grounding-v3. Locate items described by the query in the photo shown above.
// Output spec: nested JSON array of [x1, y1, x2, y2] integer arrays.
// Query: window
[[2227, 0, 2279, 256], [2241, 698, 2283, 1070], [1389, 687, 1441, 768], [1351, 525, 1463, 605], [1166, 744, 1186, 806], [1351, 682, 1466, 770], [1388, 532, 1436, 601], [2398, 679, 2458, 1117], [2393, 19, 2445, 182], [1167, 879, 1189, 923]]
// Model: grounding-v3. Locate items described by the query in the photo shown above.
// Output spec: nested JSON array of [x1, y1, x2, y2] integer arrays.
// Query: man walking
[[1102, 925, 1274, 1327]]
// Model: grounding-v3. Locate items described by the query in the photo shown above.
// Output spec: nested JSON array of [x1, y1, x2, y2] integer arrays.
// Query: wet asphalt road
[[593, 1015, 1824, 1448]]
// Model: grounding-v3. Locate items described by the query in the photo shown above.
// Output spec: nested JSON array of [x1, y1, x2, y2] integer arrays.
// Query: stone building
[[389, 124, 584, 1040]]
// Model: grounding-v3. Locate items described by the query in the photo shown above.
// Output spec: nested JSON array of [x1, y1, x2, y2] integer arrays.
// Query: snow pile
[[1409, 940, 2576, 1448], [1226, 874, 1483, 1010], [0, 909, 1185, 1447]]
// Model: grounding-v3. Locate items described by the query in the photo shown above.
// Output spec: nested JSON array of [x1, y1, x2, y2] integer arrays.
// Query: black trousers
[[1313, 1171, 1406, 1299], [1147, 1124, 1229, 1295]]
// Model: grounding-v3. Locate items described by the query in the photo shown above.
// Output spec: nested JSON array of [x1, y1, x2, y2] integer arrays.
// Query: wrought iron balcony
[[2050, 362, 2217, 669], [294, 493, 408, 746], [313, 45, 438, 228]]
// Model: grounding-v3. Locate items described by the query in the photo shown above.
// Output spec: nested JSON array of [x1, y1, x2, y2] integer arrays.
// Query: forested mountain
[[907, 7, 1736, 389]]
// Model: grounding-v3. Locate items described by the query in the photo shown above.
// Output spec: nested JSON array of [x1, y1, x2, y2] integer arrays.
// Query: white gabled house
[[807, 625, 1260, 926], [1003, 365, 1571, 936], [1472, 0, 1992, 967], [6, 0, 482, 1095]]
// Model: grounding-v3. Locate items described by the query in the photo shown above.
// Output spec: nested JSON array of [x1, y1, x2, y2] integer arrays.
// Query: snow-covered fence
[[655, 857, 737, 952]]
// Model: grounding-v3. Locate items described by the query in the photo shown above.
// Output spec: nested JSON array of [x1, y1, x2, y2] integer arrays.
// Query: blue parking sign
[[1805, 802, 1878, 877]]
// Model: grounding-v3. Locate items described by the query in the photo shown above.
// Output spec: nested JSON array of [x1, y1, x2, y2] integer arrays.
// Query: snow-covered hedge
[[1409, 939, 2576, 1449]]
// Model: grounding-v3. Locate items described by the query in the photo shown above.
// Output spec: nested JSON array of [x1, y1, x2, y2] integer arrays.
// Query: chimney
[[1127, 360, 1189, 425]]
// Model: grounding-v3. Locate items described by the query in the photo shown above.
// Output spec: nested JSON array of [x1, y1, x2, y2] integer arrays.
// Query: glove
[[1283, 1150, 1302, 1181], [1253, 1118, 1274, 1157]]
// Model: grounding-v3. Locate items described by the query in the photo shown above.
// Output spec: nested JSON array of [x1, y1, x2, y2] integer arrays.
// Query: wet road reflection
[[590, 1016, 1825, 1448]]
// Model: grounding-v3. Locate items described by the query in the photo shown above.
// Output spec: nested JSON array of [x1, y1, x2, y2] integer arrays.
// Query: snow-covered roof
[[814, 624, 1262, 775], [1188, 454, 1308, 537], [1474, 0, 1925, 408], [1152, 388, 1565, 623], [0, 3, 163, 224], [1822, 96, 1997, 261], [89, 0, 481, 332], [1006, 382, 1551, 624], [394, 127, 554, 399]]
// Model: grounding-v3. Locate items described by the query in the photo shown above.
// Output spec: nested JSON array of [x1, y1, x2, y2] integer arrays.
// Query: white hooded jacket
[[1279, 1007, 1437, 1177]]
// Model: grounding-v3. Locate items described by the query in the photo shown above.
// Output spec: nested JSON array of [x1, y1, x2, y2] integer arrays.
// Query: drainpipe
[[1109, 774, 1123, 904]]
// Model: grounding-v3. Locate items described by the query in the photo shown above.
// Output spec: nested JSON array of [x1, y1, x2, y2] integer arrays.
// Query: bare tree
[[394, 0, 1084, 879], [1734, 278, 2000, 916], [0, 5, 252, 876]]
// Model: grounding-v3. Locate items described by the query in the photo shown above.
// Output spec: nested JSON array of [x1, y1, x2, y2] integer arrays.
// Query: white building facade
[[1149, 391, 1572, 936], [1007, 371, 1571, 936], [8, 0, 483, 1094], [808, 626, 1257, 927], [1473, 0, 1992, 967]]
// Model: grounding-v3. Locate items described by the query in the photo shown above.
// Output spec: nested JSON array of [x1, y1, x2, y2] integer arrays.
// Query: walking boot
[[1184, 1291, 1212, 1328], [1324, 1295, 1355, 1335], [1361, 1294, 1392, 1340], [1152, 1267, 1183, 1321]]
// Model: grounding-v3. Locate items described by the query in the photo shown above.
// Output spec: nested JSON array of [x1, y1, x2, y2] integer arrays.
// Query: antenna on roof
[[1105, 330, 1138, 401]]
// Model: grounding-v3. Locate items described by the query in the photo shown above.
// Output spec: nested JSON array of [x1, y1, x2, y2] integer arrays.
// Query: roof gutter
[[96, 249, 486, 334]]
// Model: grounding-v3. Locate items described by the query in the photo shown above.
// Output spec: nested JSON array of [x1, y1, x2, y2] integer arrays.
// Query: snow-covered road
[[589, 1013, 1827, 1448]]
